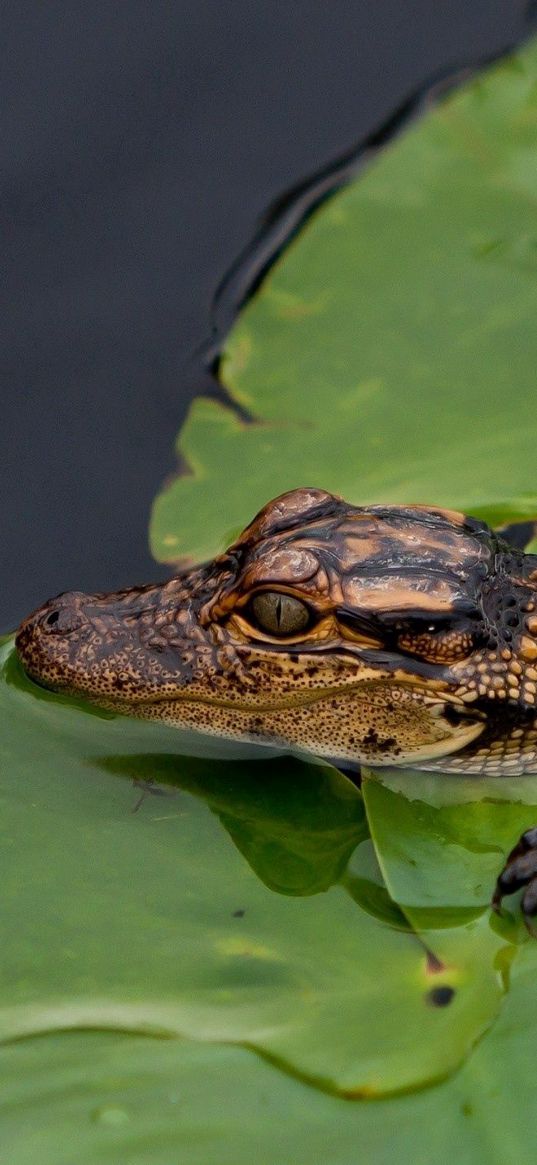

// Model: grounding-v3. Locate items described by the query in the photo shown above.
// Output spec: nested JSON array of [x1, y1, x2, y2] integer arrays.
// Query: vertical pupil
[[250, 591, 312, 635]]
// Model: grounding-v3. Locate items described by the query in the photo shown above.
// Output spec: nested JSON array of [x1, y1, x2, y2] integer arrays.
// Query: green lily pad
[[362, 768, 537, 931], [151, 39, 537, 564], [0, 639, 509, 1100], [3, 624, 537, 1148], [5, 943, 537, 1165]]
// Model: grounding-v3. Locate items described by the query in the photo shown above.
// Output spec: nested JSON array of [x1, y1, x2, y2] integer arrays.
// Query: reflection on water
[[6, 632, 537, 941], [5, 636, 537, 933], [100, 752, 368, 897]]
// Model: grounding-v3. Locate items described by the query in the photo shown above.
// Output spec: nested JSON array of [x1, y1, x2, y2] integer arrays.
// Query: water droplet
[[93, 1105, 130, 1127]]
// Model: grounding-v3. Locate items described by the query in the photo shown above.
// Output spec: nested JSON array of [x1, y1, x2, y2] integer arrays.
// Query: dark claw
[[493, 825, 537, 930], [521, 826, 537, 849], [522, 877, 537, 921]]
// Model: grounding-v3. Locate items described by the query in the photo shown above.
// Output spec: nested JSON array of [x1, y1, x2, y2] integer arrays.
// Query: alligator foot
[[493, 826, 537, 929]]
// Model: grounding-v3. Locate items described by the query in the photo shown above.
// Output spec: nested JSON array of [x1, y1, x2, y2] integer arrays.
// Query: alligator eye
[[250, 592, 311, 636]]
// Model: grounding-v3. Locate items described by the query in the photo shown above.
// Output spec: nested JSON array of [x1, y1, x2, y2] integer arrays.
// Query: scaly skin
[[15, 487, 537, 775]]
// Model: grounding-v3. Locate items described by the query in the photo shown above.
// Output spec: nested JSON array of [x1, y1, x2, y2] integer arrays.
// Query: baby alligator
[[15, 488, 537, 919]]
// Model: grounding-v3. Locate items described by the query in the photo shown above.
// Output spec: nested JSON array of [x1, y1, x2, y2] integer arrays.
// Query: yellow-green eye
[[250, 592, 310, 636]]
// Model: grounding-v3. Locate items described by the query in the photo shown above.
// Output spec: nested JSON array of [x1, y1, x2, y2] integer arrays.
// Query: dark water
[[1, 1, 534, 633]]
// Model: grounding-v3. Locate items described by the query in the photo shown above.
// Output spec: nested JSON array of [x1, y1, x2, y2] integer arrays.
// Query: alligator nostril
[[39, 594, 88, 635]]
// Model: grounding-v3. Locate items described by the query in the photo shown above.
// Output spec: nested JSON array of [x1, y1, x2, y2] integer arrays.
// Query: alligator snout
[[14, 574, 203, 704], [15, 590, 92, 689]]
